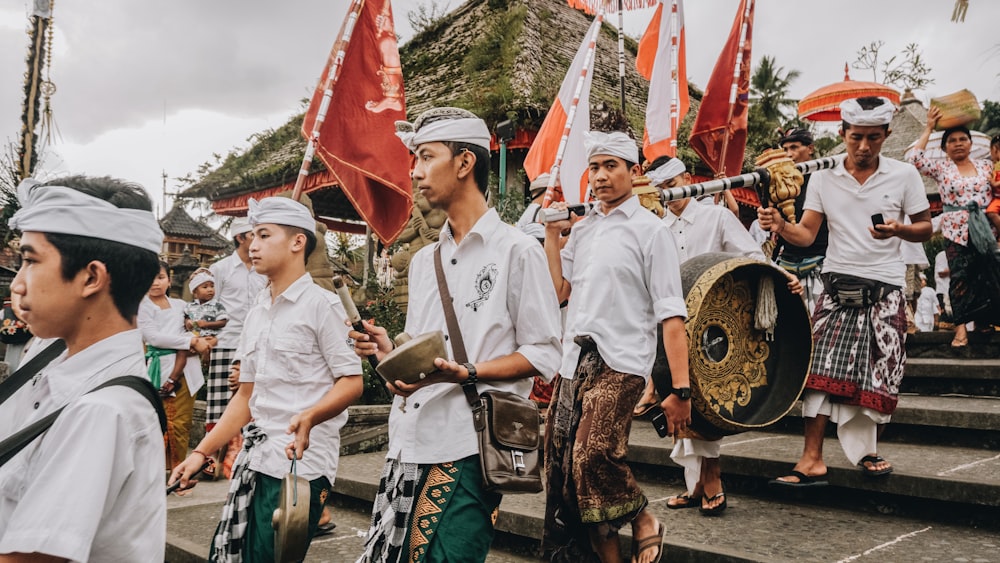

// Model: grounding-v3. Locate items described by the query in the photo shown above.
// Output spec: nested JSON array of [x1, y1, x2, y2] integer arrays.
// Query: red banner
[[688, 0, 754, 177], [302, 0, 413, 244]]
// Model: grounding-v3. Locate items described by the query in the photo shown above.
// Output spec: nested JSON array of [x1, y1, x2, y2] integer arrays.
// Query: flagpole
[[715, 0, 752, 178], [617, 0, 627, 113], [543, 13, 604, 208], [292, 0, 366, 201], [668, 0, 680, 154]]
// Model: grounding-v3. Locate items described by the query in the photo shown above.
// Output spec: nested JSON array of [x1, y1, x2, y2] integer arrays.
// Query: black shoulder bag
[[0, 339, 167, 468], [433, 244, 543, 494]]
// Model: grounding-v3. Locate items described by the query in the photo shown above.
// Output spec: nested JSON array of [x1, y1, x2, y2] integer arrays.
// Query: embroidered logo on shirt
[[466, 263, 498, 312]]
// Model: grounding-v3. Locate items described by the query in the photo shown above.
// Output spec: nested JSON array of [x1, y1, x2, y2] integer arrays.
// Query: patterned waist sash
[[944, 202, 995, 255], [211, 424, 267, 563], [777, 254, 824, 276]]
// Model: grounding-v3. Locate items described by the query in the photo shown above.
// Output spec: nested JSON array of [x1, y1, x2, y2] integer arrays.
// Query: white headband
[[230, 217, 252, 236], [396, 117, 491, 152], [584, 131, 639, 164], [646, 158, 686, 186], [248, 197, 315, 233], [9, 178, 163, 254], [840, 97, 896, 126], [189, 270, 214, 293]]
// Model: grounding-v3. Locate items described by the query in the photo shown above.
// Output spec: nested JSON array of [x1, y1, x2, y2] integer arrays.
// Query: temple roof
[[160, 204, 218, 238]]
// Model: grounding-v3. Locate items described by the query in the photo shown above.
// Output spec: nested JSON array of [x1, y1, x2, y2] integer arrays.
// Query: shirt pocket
[[272, 337, 315, 379], [0, 452, 29, 503]]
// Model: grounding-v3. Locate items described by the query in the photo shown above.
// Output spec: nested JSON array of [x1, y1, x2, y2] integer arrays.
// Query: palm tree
[[750, 56, 801, 125]]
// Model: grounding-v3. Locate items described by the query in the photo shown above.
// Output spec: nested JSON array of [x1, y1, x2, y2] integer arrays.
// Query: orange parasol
[[798, 64, 900, 122]]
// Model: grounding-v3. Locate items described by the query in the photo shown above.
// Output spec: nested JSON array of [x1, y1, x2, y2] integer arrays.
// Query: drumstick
[[333, 276, 380, 369], [165, 459, 212, 495]]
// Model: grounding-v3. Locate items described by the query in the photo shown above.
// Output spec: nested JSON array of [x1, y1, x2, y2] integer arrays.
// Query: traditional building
[[158, 204, 229, 266]]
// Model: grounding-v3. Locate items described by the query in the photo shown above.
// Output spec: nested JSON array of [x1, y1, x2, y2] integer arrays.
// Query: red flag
[[637, 0, 689, 160], [302, 0, 413, 244], [688, 0, 754, 177]]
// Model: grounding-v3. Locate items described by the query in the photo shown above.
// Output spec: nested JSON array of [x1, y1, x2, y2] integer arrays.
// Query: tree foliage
[[750, 55, 801, 125], [407, 0, 451, 36], [852, 41, 934, 92], [970, 99, 1000, 137]]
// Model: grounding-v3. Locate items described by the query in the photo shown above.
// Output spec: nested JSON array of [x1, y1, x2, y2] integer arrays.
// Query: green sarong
[[145, 345, 175, 388], [405, 455, 501, 563], [243, 473, 329, 563]]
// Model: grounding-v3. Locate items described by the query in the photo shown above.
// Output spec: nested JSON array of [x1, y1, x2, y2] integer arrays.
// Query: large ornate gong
[[652, 253, 812, 437]]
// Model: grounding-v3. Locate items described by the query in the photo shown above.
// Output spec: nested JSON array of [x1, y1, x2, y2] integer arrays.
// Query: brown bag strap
[[433, 244, 479, 408]]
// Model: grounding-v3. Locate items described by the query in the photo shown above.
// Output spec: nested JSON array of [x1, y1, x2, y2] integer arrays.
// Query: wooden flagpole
[[292, 0, 366, 201], [617, 0, 626, 112], [668, 0, 680, 153], [542, 13, 605, 208]]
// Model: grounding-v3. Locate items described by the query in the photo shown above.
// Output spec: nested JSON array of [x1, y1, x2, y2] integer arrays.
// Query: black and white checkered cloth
[[356, 458, 423, 563], [211, 424, 266, 563], [207, 348, 237, 424]]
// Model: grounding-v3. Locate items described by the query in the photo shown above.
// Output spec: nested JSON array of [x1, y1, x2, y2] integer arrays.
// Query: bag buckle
[[511, 450, 526, 473]]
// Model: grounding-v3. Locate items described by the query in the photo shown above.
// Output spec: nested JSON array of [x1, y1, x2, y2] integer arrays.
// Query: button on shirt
[[0, 330, 166, 562], [210, 252, 268, 349], [560, 196, 687, 380], [664, 200, 766, 262], [239, 273, 361, 483], [389, 208, 563, 465], [805, 157, 929, 287]]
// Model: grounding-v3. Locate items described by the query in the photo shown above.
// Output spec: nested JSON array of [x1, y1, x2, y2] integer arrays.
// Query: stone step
[[332, 452, 1000, 562], [770, 394, 1000, 449], [901, 357, 1000, 397], [906, 330, 1000, 359]]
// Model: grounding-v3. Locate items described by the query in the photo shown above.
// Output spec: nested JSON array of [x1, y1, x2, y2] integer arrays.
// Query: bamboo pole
[[542, 13, 605, 209], [292, 0, 366, 201]]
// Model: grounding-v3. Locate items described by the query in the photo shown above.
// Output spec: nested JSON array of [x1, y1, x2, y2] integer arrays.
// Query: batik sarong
[[945, 241, 1000, 326], [806, 288, 906, 415], [543, 337, 647, 562]]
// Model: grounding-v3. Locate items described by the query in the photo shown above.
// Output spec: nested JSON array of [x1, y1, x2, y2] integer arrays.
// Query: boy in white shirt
[[170, 196, 363, 561]]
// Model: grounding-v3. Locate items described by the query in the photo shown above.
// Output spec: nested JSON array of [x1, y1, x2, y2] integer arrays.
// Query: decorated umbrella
[[904, 130, 993, 162], [797, 64, 900, 122], [566, 0, 658, 112]]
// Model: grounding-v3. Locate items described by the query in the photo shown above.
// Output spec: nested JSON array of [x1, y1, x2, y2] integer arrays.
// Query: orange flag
[[688, 0, 754, 177], [302, 0, 413, 244], [637, 0, 689, 160]]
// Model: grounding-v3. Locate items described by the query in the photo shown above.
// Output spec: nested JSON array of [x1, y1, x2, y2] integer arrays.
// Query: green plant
[[356, 275, 407, 405]]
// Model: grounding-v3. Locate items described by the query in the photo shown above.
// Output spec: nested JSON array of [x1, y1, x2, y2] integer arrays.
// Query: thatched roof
[[159, 205, 229, 249], [182, 0, 660, 207]]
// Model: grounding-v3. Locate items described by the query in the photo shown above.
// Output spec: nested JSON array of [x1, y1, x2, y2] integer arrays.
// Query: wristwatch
[[462, 362, 478, 385], [672, 387, 692, 400]]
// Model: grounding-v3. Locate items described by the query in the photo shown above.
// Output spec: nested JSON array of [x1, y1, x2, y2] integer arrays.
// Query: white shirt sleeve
[[137, 299, 191, 351], [902, 164, 931, 216], [504, 241, 563, 381], [646, 226, 687, 322], [803, 173, 824, 214], [719, 211, 767, 260], [317, 293, 363, 378]]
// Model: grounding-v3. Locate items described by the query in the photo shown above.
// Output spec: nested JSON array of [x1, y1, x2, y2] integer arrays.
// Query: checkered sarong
[[210, 424, 266, 563], [207, 347, 237, 424], [356, 458, 423, 563], [807, 287, 906, 415]]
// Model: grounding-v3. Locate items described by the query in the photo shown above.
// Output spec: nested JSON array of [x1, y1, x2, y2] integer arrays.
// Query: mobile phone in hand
[[871, 213, 885, 228], [651, 411, 669, 438]]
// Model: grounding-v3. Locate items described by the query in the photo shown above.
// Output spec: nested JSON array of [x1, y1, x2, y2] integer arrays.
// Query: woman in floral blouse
[[908, 106, 1000, 346]]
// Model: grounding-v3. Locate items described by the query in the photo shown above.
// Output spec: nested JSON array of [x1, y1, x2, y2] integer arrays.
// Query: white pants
[[669, 437, 722, 494], [801, 390, 891, 465]]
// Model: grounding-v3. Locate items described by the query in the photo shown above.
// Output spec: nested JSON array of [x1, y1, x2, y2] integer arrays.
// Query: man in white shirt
[[349, 107, 562, 563], [170, 197, 363, 561], [0, 175, 167, 562], [543, 131, 689, 563], [515, 173, 551, 242], [759, 97, 931, 484], [205, 217, 266, 476]]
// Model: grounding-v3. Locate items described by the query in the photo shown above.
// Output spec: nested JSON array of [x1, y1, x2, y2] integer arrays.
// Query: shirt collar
[[270, 273, 313, 305], [831, 154, 891, 177], [664, 199, 699, 226], [592, 194, 641, 218], [440, 208, 503, 246], [45, 330, 144, 406]]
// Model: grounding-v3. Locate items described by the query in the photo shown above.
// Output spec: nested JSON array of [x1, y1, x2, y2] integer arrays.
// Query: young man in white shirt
[[759, 97, 931, 484], [349, 107, 563, 562], [170, 197, 363, 561], [543, 131, 690, 563], [0, 175, 167, 562], [206, 218, 266, 438]]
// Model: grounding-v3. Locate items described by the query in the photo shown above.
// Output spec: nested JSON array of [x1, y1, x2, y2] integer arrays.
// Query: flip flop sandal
[[314, 520, 337, 537], [858, 455, 893, 477], [665, 492, 702, 509], [630, 522, 665, 563], [768, 470, 828, 488], [699, 490, 727, 516]]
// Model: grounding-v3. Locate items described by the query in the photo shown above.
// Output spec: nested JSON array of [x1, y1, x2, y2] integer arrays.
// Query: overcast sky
[[2, 0, 998, 217]]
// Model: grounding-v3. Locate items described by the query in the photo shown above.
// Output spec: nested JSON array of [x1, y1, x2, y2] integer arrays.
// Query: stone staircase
[[165, 333, 1000, 561]]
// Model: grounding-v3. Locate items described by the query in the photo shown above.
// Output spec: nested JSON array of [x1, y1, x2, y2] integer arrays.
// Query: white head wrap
[[247, 197, 315, 233], [840, 97, 896, 126], [9, 178, 163, 254], [528, 173, 554, 196], [395, 116, 491, 152], [230, 216, 252, 236], [584, 131, 639, 164], [646, 157, 686, 186], [188, 270, 214, 293]]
